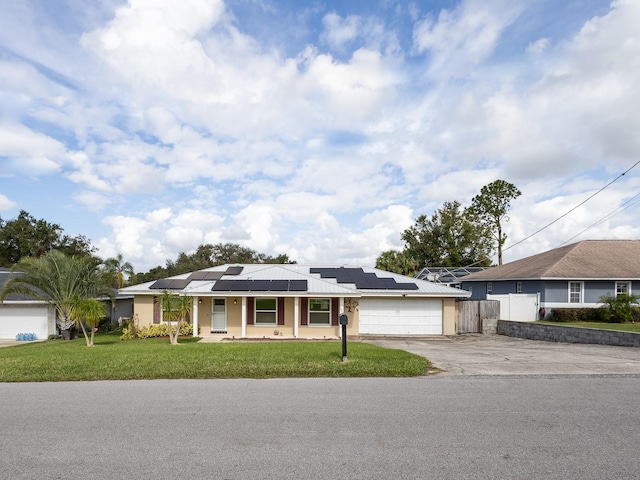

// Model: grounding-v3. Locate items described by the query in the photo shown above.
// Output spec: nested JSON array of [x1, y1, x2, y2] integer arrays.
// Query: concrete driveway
[[366, 334, 640, 375]]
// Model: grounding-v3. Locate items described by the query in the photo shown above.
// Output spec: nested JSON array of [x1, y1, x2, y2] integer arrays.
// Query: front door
[[211, 299, 227, 333]]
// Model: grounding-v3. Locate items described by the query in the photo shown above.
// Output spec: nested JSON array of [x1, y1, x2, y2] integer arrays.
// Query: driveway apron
[[366, 334, 640, 375]]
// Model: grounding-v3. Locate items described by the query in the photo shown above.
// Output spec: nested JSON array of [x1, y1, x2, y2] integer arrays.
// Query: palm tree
[[104, 253, 135, 288], [0, 250, 114, 343], [160, 291, 193, 345], [71, 297, 106, 347]]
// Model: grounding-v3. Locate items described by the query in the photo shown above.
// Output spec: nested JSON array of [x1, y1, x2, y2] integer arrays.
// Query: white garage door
[[359, 298, 443, 335], [0, 306, 49, 340]]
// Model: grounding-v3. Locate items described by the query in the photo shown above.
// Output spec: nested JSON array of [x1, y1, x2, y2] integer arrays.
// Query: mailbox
[[339, 313, 349, 326]]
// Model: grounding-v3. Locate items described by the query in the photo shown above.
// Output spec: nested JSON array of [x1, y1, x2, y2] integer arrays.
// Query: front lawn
[[0, 334, 431, 382], [538, 321, 640, 333]]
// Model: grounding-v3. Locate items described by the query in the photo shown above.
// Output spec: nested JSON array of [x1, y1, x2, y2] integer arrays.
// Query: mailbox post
[[339, 313, 348, 361]]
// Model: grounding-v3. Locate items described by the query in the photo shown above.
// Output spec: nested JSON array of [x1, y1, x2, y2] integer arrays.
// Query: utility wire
[[556, 191, 640, 247], [503, 159, 640, 253]]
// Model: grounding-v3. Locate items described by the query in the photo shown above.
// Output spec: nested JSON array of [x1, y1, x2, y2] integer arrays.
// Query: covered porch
[[191, 295, 356, 340]]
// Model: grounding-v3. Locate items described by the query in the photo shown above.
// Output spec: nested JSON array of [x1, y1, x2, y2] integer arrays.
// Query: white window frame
[[255, 298, 277, 326], [516, 282, 522, 294], [487, 282, 493, 294], [308, 298, 331, 327], [569, 281, 583, 304], [616, 282, 630, 297]]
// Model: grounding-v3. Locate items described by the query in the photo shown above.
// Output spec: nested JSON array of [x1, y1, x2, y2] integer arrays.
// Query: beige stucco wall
[[442, 297, 456, 335], [133, 295, 155, 327], [131, 294, 453, 338]]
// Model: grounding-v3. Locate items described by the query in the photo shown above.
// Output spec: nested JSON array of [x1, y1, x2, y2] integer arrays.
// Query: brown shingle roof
[[461, 240, 640, 281]]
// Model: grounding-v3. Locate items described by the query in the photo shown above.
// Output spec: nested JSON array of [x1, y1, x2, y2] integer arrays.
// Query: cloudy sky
[[1, 0, 639, 272]]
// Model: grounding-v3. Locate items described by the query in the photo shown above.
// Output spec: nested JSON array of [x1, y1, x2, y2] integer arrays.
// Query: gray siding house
[[459, 240, 639, 317]]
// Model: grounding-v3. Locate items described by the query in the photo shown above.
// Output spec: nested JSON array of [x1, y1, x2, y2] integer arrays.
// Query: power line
[[503, 160, 640, 253], [556, 191, 640, 246]]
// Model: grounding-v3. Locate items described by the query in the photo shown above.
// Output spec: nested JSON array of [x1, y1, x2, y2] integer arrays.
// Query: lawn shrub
[[598, 294, 640, 323], [121, 322, 194, 340], [550, 308, 601, 322]]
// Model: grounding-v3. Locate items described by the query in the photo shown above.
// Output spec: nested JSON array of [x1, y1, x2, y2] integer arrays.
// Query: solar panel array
[[149, 279, 192, 290], [211, 279, 308, 292], [187, 271, 224, 281], [149, 266, 244, 290], [224, 266, 244, 275], [310, 267, 419, 290]]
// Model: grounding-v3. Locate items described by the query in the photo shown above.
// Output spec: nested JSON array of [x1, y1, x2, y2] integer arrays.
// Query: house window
[[516, 282, 522, 294], [255, 298, 277, 325], [309, 298, 331, 326], [569, 282, 582, 304], [616, 282, 630, 296], [487, 282, 493, 294]]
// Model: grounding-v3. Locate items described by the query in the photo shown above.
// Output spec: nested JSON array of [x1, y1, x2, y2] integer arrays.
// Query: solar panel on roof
[[225, 266, 244, 276], [376, 278, 399, 288], [149, 279, 171, 289], [229, 279, 253, 291], [169, 279, 191, 289], [149, 279, 190, 290], [269, 280, 289, 291], [211, 280, 234, 291], [394, 282, 419, 290], [249, 280, 271, 291], [188, 271, 224, 281], [288, 280, 308, 291]]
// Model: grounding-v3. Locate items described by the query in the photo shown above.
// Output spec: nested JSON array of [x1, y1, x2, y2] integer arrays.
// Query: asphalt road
[[2, 377, 640, 480]]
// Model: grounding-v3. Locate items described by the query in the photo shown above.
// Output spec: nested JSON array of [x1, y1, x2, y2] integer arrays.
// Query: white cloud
[[0, 194, 17, 210], [413, 0, 522, 75], [0, 123, 66, 175], [4, 0, 640, 275], [321, 12, 361, 50]]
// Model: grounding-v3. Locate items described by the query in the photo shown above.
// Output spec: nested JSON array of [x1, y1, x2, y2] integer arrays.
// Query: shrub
[[120, 322, 194, 340], [599, 293, 640, 323], [98, 319, 119, 333], [549, 308, 601, 322]]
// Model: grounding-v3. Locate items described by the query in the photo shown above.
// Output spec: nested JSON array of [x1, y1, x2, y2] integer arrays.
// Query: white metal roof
[[120, 264, 471, 298]]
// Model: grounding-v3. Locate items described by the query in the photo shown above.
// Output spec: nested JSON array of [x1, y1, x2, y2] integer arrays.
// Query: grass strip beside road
[[538, 321, 640, 333], [0, 335, 430, 382]]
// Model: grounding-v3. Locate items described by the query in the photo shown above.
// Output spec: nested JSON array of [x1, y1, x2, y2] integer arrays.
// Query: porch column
[[241, 296, 247, 337], [192, 296, 199, 338], [294, 296, 299, 338]]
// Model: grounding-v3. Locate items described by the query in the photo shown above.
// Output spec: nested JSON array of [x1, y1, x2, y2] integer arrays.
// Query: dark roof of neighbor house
[[460, 240, 640, 281], [0, 268, 45, 302]]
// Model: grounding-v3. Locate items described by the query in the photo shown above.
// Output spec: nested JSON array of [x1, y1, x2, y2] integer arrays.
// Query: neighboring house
[[0, 268, 56, 340], [416, 266, 487, 288], [100, 290, 134, 325], [120, 264, 471, 338], [459, 240, 640, 320]]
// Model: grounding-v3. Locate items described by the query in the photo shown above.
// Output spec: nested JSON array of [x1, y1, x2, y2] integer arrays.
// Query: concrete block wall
[[497, 320, 640, 347]]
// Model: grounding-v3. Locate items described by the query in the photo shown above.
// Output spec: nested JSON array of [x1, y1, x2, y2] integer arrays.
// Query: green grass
[[0, 334, 431, 382], [538, 321, 640, 333]]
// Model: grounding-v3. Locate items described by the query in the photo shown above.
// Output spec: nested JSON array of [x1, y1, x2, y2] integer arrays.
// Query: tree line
[[1, 178, 521, 286], [376, 180, 521, 276], [0, 210, 295, 287]]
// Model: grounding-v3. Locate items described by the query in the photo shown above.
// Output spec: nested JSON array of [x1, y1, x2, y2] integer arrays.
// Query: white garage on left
[[0, 268, 56, 340]]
